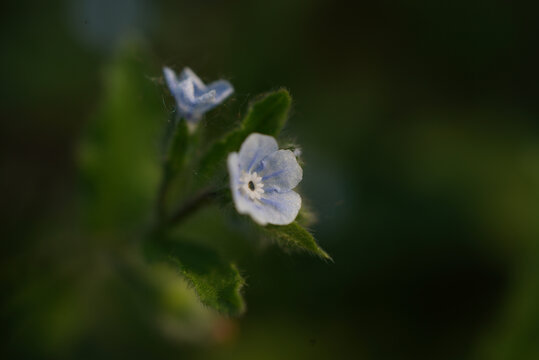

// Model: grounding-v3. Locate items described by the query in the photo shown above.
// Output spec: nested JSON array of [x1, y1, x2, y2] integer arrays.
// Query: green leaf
[[264, 222, 332, 261], [241, 88, 292, 136], [78, 45, 163, 232], [145, 237, 246, 316], [197, 130, 244, 181], [198, 89, 292, 179]]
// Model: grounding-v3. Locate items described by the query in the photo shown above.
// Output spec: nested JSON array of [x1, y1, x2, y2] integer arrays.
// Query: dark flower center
[[248, 181, 255, 191]]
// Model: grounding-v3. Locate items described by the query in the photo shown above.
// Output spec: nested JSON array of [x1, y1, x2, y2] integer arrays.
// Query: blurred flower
[[227, 133, 302, 225], [163, 67, 233, 123]]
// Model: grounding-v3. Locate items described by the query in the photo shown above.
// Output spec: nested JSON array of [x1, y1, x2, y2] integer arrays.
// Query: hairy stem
[[155, 112, 179, 220], [155, 169, 172, 220], [166, 188, 227, 226]]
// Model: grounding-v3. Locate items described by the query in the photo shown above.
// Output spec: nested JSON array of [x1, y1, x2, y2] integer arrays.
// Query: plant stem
[[155, 169, 171, 221], [155, 112, 179, 220], [165, 188, 226, 226]]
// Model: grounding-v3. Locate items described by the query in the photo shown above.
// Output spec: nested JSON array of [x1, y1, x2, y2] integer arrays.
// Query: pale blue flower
[[163, 66, 233, 123], [227, 133, 302, 225]]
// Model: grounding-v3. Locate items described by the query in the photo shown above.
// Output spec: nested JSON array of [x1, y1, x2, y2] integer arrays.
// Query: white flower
[[227, 133, 303, 225], [163, 67, 233, 123]]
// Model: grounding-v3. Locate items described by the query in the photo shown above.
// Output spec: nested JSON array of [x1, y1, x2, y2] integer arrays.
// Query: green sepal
[[264, 222, 332, 261]]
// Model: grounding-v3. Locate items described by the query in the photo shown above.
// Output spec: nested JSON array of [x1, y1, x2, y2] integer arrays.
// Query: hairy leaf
[[264, 222, 332, 261], [146, 238, 246, 316], [198, 89, 292, 179], [242, 88, 291, 136]]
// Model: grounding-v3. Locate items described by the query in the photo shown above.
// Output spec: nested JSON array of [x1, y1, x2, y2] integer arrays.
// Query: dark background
[[2, 0, 539, 359]]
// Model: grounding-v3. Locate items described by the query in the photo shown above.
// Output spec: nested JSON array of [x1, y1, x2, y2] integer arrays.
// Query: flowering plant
[[82, 57, 330, 317]]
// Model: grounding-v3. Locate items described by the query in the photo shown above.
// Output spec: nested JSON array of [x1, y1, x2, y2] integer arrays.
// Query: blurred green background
[[2, 0, 539, 359]]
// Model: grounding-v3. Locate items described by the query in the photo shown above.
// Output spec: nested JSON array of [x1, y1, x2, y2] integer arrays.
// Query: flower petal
[[179, 67, 206, 91], [164, 67, 234, 123], [228, 152, 249, 211], [229, 152, 301, 225], [255, 150, 302, 192], [163, 67, 196, 117], [238, 133, 278, 173], [249, 190, 301, 225], [229, 137, 303, 225], [163, 66, 179, 92], [177, 79, 196, 103], [190, 80, 234, 115], [204, 80, 234, 104]]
